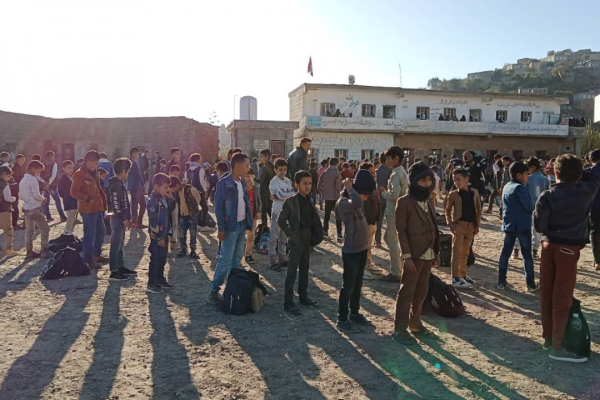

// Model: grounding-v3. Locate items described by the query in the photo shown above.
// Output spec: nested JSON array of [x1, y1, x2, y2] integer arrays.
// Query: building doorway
[[271, 140, 285, 158]]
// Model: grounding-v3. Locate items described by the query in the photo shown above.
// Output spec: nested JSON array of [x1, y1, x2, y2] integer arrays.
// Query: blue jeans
[[82, 211, 107, 262], [43, 187, 66, 220], [210, 221, 247, 292], [109, 216, 125, 272], [148, 239, 168, 285], [178, 216, 198, 251], [498, 230, 535, 286]]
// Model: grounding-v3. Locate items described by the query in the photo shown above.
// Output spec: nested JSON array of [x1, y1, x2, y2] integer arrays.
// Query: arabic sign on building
[[305, 116, 568, 136]]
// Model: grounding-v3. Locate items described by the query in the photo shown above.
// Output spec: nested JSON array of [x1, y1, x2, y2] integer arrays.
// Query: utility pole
[[399, 63, 403, 87]]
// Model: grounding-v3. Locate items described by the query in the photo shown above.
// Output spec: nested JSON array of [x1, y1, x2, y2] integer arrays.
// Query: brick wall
[[0, 111, 219, 162]]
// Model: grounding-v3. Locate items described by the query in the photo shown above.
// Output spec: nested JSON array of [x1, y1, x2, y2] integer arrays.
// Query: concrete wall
[[299, 86, 563, 125], [228, 120, 299, 158], [306, 131, 394, 161], [289, 88, 304, 122], [0, 110, 219, 162]]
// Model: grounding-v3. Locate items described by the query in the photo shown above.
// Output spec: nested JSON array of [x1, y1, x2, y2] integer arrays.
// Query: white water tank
[[240, 96, 257, 120]]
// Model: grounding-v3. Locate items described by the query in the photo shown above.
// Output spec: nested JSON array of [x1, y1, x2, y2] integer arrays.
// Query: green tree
[[427, 77, 442, 89], [582, 126, 600, 156]]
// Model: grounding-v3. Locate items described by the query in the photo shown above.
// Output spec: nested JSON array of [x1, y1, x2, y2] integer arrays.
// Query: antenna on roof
[[399, 63, 402, 87]]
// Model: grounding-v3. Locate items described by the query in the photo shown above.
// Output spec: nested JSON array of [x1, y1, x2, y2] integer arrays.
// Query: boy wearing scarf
[[392, 162, 440, 345]]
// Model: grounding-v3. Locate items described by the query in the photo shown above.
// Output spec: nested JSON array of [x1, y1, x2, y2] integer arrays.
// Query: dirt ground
[[0, 202, 600, 400]]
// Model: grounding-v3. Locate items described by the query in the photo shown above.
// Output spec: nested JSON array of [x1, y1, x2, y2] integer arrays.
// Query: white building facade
[[290, 83, 583, 162]]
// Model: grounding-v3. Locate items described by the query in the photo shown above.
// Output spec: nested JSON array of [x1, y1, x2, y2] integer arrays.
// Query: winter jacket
[[20, 174, 46, 210], [269, 175, 295, 215], [278, 192, 322, 243], [363, 193, 379, 225], [535, 170, 600, 246], [98, 159, 114, 189], [0, 180, 16, 213], [107, 177, 131, 220], [214, 174, 253, 233], [287, 146, 308, 179], [259, 161, 276, 198], [176, 184, 201, 217], [501, 181, 533, 232], [190, 162, 209, 193], [147, 192, 175, 241], [381, 166, 408, 216], [445, 188, 482, 227], [71, 165, 107, 214], [335, 188, 369, 254], [57, 174, 78, 211], [318, 166, 342, 201], [526, 171, 550, 204], [127, 158, 145, 191], [396, 194, 440, 260]]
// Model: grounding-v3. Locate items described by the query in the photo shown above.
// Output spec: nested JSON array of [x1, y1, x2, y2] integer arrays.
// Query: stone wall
[[0, 110, 219, 162]]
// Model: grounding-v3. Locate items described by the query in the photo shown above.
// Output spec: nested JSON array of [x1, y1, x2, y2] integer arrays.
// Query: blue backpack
[[258, 231, 270, 255]]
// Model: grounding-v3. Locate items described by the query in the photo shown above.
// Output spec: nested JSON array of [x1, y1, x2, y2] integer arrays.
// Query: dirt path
[[0, 204, 599, 400]]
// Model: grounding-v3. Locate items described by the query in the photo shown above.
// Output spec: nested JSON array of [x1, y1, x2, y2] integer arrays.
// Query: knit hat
[[353, 169, 376, 194], [408, 162, 434, 185]]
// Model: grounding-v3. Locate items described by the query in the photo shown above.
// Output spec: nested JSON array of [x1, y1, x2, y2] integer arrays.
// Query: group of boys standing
[[0, 141, 596, 363]]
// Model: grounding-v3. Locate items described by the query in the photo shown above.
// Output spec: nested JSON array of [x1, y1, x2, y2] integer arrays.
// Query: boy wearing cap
[[335, 170, 376, 333], [393, 162, 440, 344]]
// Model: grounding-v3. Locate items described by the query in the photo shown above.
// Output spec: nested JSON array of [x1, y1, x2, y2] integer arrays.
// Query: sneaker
[[337, 234, 344, 243], [497, 283, 507, 290], [60, 217, 68, 222], [200, 226, 213, 233], [160, 280, 174, 289], [25, 251, 40, 259], [245, 255, 256, 264], [177, 250, 187, 258], [94, 255, 109, 264], [527, 283, 540, 292], [337, 320, 361, 333], [374, 243, 383, 249], [322, 231, 329, 240], [595, 263, 600, 271], [349, 313, 372, 326], [542, 338, 552, 351], [512, 249, 520, 260], [206, 290, 220, 305], [549, 348, 588, 363], [146, 284, 164, 294], [533, 250, 539, 260], [40, 250, 54, 259], [189, 251, 200, 259], [464, 276, 476, 284], [452, 278, 470, 289], [109, 271, 129, 281], [119, 267, 137, 276]]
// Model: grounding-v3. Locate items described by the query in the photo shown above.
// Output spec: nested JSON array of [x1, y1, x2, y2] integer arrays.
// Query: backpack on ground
[[40, 247, 90, 280], [221, 269, 255, 315], [436, 212, 447, 227], [439, 233, 452, 267], [562, 297, 591, 358], [48, 234, 83, 253], [426, 273, 466, 317], [257, 230, 270, 254]]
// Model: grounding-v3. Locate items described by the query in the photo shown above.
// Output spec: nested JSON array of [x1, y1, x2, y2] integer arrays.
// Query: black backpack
[[426, 274, 466, 317], [40, 247, 90, 280], [563, 297, 591, 358], [220, 269, 255, 315], [48, 234, 83, 253], [439, 233, 452, 267]]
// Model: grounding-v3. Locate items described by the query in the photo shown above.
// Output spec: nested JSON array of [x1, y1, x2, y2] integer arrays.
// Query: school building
[[289, 83, 587, 162], [0, 110, 220, 163]]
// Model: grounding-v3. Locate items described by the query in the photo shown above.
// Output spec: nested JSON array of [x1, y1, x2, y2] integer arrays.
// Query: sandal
[[285, 305, 302, 316], [299, 298, 319, 308]]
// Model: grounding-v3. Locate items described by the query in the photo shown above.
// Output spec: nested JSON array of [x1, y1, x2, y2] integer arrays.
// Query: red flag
[[307, 56, 313, 76]]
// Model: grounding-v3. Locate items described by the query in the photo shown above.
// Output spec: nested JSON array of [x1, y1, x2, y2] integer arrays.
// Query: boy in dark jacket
[[587, 149, 600, 271], [172, 176, 201, 259], [335, 170, 376, 333], [497, 161, 537, 291], [535, 154, 600, 363], [128, 147, 147, 228], [278, 170, 323, 316], [57, 160, 78, 235], [108, 158, 136, 280], [392, 162, 440, 345], [146, 173, 176, 293]]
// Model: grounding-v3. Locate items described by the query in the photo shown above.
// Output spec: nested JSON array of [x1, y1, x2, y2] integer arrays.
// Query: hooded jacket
[[98, 158, 114, 189]]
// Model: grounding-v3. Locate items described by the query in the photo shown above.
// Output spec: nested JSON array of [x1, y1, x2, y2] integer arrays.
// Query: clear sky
[[0, 0, 598, 124]]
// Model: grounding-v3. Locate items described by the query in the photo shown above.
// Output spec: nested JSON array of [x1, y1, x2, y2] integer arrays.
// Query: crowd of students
[[0, 140, 598, 364]]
